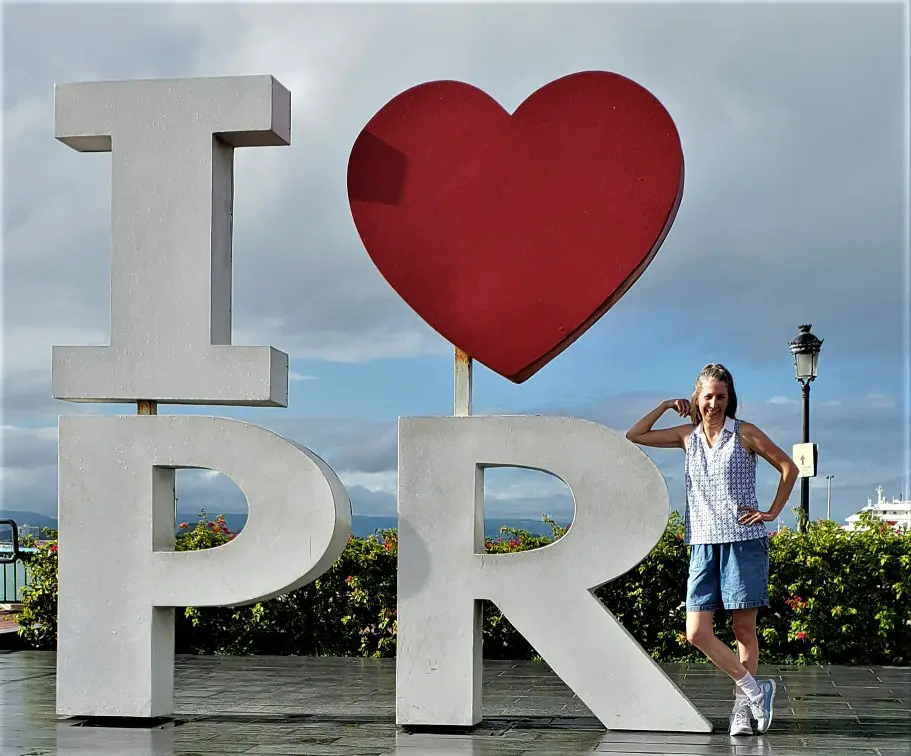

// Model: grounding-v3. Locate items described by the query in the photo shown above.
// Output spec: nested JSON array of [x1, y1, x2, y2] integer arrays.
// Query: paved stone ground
[[1, 651, 908, 755], [0, 611, 19, 635]]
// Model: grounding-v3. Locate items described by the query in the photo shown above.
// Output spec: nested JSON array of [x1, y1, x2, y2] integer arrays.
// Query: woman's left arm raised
[[738, 422, 800, 525]]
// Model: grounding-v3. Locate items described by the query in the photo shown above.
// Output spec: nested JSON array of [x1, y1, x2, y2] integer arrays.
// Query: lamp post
[[788, 324, 824, 531], [826, 474, 835, 521]]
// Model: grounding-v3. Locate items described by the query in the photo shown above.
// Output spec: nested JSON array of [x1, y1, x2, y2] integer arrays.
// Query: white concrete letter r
[[396, 415, 711, 732]]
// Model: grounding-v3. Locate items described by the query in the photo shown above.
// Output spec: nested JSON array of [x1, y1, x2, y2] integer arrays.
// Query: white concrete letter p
[[56, 416, 351, 717]]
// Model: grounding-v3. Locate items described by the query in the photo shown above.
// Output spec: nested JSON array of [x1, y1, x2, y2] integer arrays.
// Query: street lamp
[[826, 474, 835, 521], [788, 324, 824, 531]]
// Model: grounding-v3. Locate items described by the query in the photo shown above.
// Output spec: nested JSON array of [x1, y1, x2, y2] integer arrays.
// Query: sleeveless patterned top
[[683, 417, 768, 545]]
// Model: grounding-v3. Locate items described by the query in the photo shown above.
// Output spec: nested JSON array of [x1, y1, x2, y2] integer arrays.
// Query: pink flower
[[178, 522, 189, 529], [795, 631, 808, 640]]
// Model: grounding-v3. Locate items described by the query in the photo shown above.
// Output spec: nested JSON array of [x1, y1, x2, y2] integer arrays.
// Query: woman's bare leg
[[733, 608, 760, 675], [685, 611, 749, 680], [731, 608, 760, 702]]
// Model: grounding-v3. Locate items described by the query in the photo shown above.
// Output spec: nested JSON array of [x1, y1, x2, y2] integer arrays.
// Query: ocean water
[[177, 513, 569, 540]]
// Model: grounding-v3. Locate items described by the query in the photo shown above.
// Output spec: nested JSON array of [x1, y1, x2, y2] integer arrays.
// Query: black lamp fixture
[[789, 324, 823, 383]]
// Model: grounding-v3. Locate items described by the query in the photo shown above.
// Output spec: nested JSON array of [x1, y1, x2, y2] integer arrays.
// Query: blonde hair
[[690, 363, 738, 426]]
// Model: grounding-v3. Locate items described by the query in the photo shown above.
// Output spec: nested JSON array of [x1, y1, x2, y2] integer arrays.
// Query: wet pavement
[[1, 651, 908, 755]]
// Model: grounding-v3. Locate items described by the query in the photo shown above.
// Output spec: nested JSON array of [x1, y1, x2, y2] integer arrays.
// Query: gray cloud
[[346, 486, 395, 517], [328, 425, 398, 475], [1, 425, 56, 469], [250, 415, 397, 476], [2, 3, 906, 526], [2, 386, 902, 525], [534, 388, 907, 526], [4, 3, 904, 372]]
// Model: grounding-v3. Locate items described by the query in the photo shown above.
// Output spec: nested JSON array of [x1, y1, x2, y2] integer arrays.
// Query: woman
[[626, 363, 798, 736]]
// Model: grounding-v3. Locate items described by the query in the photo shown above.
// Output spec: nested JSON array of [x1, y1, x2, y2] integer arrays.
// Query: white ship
[[844, 486, 911, 531]]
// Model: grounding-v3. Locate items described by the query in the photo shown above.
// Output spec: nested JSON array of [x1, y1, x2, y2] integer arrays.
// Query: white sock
[[735, 673, 763, 705]]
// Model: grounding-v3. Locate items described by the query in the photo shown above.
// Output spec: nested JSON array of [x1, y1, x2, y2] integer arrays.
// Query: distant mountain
[[0, 511, 58, 531], [0, 510, 567, 541]]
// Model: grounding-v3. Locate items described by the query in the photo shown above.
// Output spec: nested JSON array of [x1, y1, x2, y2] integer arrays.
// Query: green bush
[[16, 531, 58, 649], [765, 514, 911, 664], [175, 518, 401, 657], [17, 510, 911, 665]]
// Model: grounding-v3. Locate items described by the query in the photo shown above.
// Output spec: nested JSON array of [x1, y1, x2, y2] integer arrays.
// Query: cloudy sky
[[2, 1, 908, 532]]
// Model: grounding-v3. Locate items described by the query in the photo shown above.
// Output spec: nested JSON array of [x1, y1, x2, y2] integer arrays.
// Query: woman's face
[[698, 378, 728, 424]]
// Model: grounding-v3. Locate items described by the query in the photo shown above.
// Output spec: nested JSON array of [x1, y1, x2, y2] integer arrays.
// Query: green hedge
[[17, 511, 911, 665]]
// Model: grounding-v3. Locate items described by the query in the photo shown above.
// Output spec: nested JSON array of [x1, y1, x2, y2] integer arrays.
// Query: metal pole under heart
[[454, 347, 473, 416]]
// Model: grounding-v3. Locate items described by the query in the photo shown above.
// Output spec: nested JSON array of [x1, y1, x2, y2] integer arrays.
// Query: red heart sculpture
[[347, 71, 683, 383]]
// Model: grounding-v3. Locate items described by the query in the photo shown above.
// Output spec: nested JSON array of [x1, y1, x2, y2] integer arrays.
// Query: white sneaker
[[748, 679, 776, 734], [729, 700, 753, 736]]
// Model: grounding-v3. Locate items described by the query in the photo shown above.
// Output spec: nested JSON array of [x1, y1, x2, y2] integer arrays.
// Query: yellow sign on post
[[793, 442, 818, 478]]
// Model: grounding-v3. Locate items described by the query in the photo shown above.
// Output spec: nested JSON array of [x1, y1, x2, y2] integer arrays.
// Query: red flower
[[785, 595, 808, 610], [178, 522, 189, 529], [49, 543, 58, 554], [795, 631, 809, 640], [508, 539, 521, 548]]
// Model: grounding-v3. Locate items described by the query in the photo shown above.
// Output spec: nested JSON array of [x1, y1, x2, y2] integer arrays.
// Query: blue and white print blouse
[[683, 417, 768, 545]]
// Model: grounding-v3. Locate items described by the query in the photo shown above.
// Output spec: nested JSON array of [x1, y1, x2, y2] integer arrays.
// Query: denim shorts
[[686, 537, 769, 612]]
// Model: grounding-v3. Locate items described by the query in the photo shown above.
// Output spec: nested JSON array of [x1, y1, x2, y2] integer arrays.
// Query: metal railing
[[1, 520, 36, 605]]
